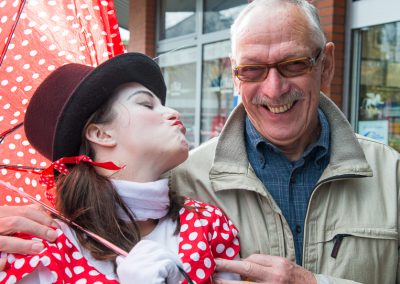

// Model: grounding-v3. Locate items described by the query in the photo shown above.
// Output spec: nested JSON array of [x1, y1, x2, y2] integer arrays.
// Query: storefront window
[[157, 47, 197, 149], [203, 0, 247, 33], [357, 22, 400, 151], [159, 0, 196, 40], [201, 41, 235, 143]]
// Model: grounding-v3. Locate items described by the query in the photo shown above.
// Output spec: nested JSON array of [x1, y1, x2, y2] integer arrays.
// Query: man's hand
[[0, 204, 58, 255], [214, 254, 317, 284]]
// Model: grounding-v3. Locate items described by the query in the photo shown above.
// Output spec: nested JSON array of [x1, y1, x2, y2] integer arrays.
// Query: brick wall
[[314, 0, 347, 108], [128, 0, 156, 57]]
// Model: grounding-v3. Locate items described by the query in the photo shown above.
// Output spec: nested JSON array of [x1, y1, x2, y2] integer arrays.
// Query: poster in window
[[358, 120, 389, 144]]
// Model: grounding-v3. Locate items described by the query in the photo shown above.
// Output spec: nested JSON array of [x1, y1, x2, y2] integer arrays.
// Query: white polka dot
[[14, 258, 25, 269], [41, 256, 51, 266], [181, 244, 192, 250], [204, 257, 212, 268], [1, 16, 8, 24], [29, 255, 40, 267], [15, 197, 21, 203], [190, 252, 200, 261], [5, 275, 16, 283], [6, 66, 13, 72], [189, 232, 198, 241], [183, 262, 191, 272], [52, 253, 61, 260], [73, 266, 84, 274], [196, 268, 205, 279], [72, 251, 83, 260], [180, 224, 189, 232], [202, 211, 211, 217], [30, 50, 38, 56], [65, 253, 70, 263], [226, 247, 235, 257], [1, 80, 8, 86], [5, 195, 12, 202], [216, 243, 225, 253], [223, 223, 229, 231], [0, 271, 6, 281], [197, 241, 207, 251], [186, 212, 194, 221], [221, 233, 230, 240], [89, 270, 100, 276], [51, 271, 58, 282], [2, 159, 10, 164], [65, 267, 72, 277]]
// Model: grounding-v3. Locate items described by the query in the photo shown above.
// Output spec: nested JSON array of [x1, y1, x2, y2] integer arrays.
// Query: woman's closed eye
[[139, 101, 154, 109]]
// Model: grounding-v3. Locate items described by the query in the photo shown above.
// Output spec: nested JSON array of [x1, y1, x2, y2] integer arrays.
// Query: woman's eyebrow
[[127, 90, 154, 100]]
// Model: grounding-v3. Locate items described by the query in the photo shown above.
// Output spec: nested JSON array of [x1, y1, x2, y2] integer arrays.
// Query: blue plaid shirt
[[245, 109, 330, 265]]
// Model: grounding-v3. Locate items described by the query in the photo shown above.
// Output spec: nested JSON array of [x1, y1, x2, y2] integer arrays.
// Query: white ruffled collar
[[111, 178, 170, 221]]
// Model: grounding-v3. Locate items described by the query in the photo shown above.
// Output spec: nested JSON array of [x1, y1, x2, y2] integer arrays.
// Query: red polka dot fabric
[[0, 0, 124, 206], [0, 230, 120, 283], [0, 198, 240, 283], [179, 198, 240, 284]]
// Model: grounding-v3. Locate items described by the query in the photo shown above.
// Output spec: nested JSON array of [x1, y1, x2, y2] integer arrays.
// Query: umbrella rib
[[0, 0, 28, 66], [0, 180, 129, 257], [0, 122, 24, 143]]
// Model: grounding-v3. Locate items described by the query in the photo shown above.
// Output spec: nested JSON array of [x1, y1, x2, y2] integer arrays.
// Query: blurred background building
[[114, 0, 400, 152]]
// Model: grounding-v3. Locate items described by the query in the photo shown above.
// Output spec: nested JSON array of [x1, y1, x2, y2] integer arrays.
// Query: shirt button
[[296, 225, 302, 234]]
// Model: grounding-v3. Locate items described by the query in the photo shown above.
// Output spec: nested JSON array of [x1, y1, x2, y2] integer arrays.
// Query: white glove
[[116, 240, 183, 284]]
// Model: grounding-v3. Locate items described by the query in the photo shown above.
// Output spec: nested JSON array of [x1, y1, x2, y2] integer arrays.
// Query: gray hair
[[230, 0, 326, 57]]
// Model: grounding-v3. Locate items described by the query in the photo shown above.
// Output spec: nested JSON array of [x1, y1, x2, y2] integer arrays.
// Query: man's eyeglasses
[[233, 49, 323, 82]]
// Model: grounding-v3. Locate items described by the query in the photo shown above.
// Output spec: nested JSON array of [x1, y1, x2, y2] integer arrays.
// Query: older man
[[1, 0, 399, 283], [171, 0, 399, 283]]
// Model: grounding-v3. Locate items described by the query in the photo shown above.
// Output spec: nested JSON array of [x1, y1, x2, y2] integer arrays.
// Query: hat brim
[[52, 53, 166, 161]]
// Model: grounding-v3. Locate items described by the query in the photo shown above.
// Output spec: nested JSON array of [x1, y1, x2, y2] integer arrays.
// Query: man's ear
[[85, 123, 116, 147], [321, 42, 335, 93]]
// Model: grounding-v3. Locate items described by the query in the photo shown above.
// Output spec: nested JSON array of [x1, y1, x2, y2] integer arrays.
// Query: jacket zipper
[[330, 234, 352, 258], [302, 174, 367, 265]]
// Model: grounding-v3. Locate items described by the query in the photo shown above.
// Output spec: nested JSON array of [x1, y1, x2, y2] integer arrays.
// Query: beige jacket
[[171, 94, 399, 284]]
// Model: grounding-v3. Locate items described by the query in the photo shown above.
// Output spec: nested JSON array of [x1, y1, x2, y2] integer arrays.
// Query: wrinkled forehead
[[233, 4, 319, 56]]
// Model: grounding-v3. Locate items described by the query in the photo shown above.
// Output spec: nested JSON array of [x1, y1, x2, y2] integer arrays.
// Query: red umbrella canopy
[[0, 0, 125, 206]]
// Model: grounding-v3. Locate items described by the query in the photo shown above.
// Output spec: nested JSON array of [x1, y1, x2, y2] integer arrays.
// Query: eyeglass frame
[[233, 48, 323, 82]]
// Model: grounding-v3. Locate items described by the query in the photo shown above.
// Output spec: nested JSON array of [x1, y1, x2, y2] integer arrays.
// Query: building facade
[[120, 0, 400, 152]]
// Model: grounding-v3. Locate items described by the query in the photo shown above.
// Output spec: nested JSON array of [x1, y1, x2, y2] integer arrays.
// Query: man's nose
[[260, 67, 289, 99]]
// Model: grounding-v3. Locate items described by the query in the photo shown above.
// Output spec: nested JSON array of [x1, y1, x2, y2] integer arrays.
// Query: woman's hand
[[0, 204, 58, 255]]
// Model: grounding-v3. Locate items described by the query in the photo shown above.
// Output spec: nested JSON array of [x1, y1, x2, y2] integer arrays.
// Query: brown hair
[[55, 90, 185, 262]]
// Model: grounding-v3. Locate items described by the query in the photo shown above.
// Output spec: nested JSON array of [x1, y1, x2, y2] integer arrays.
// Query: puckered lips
[[171, 119, 186, 134]]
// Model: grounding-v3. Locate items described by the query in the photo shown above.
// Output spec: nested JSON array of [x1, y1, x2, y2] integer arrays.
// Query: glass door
[[352, 22, 400, 151]]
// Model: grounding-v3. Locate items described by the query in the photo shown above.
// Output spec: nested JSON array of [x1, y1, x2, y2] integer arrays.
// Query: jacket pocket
[[317, 228, 398, 284]]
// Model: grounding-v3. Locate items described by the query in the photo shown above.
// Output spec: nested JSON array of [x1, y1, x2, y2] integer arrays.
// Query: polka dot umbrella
[[0, 0, 125, 206]]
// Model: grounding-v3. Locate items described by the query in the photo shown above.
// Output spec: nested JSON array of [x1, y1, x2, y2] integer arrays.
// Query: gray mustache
[[251, 89, 304, 106]]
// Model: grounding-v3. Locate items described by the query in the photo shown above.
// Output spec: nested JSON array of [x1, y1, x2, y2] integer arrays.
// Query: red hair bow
[[39, 155, 124, 205]]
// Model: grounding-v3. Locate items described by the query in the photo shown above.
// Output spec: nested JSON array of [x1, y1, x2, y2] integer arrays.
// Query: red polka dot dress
[[0, 198, 240, 283]]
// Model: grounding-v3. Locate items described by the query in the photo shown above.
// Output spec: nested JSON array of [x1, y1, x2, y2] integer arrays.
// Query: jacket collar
[[210, 93, 372, 191]]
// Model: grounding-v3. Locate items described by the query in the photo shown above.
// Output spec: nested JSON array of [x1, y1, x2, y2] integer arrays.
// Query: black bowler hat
[[24, 52, 166, 161]]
